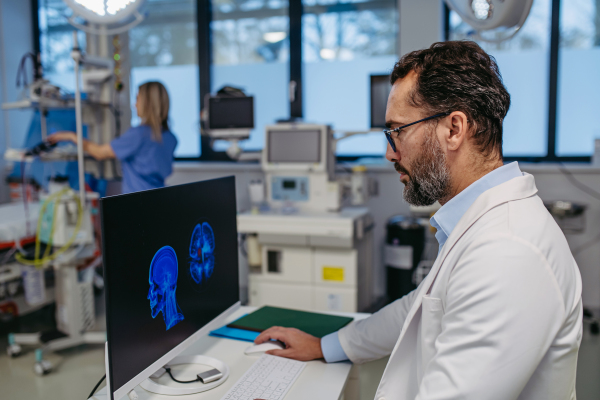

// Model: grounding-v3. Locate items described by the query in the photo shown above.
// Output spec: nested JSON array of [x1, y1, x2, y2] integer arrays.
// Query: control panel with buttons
[[271, 176, 309, 202]]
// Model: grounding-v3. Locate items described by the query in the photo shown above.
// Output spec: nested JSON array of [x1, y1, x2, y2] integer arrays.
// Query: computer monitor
[[207, 96, 254, 131], [370, 74, 392, 129], [101, 177, 240, 400]]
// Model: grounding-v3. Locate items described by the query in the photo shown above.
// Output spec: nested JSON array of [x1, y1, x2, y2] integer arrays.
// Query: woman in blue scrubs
[[48, 81, 177, 194]]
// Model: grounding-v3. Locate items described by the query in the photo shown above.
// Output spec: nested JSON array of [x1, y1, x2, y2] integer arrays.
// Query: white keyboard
[[220, 354, 306, 400]]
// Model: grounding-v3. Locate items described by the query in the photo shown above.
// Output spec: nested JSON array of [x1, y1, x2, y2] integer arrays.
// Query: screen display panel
[[370, 75, 392, 129], [267, 129, 321, 163], [208, 97, 254, 129], [101, 177, 239, 397]]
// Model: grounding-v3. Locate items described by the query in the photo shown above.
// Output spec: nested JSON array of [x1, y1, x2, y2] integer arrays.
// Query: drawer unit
[[314, 286, 357, 312], [260, 246, 313, 284], [313, 249, 357, 287], [249, 278, 314, 311]]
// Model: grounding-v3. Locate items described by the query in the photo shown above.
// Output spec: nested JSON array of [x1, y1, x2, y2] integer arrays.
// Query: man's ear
[[443, 111, 469, 152]]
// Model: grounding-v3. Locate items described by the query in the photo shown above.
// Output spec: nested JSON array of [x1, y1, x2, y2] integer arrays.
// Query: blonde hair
[[137, 81, 170, 141]]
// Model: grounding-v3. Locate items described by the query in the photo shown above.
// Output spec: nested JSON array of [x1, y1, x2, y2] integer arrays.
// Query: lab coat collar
[[430, 162, 523, 251], [389, 173, 538, 357]]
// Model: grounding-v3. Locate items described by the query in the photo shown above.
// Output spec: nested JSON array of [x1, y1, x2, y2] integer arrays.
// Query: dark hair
[[390, 41, 510, 158]]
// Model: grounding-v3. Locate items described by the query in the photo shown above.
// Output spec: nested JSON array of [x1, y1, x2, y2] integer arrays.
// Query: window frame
[[186, 0, 304, 160], [34, 0, 584, 162], [445, 0, 591, 163]]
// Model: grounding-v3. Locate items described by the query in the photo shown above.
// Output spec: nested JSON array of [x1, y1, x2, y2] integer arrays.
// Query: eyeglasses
[[384, 112, 450, 152]]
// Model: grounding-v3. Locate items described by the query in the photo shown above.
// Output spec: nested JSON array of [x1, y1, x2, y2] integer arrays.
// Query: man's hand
[[254, 327, 323, 361], [47, 131, 77, 144]]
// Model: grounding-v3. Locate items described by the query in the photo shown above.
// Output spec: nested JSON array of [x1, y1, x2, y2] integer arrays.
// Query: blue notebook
[[209, 325, 260, 342]]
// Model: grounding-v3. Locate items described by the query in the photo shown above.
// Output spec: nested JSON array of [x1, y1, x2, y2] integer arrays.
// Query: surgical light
[[471, 0, 492, 20], [444, 0, 533, 42], [76, 0, 105, 17], [63, 0, 145, 33], [106, 0, 136, 15]]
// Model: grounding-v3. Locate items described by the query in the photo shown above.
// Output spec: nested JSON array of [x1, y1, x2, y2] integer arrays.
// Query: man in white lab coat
[[254, 41, 582, 400]]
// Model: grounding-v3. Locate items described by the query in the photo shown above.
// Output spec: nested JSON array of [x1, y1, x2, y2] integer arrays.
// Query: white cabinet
[[238, 208, 375, 313], [313, 249, 357, 287], [249, 278, 314, 311], [260, 246, 313, 283], [313, 286, 357, 312]]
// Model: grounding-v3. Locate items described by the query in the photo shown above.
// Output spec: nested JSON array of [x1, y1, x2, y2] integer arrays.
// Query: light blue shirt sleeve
[[321, 331, 349, 363]]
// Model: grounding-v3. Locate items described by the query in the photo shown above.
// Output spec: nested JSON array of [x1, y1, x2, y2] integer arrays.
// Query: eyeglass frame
[[383, 112, 451, 153]]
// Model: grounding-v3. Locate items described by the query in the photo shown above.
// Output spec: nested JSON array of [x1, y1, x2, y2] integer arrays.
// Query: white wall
[[166, 162, 600, 310], [0, 0, 34, 203], [521, 165, 600, 310]]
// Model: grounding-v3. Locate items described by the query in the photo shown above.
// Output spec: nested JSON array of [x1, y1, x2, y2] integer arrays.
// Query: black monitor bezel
[[370, 74, 391, 129], [208, 96, 255, 130]]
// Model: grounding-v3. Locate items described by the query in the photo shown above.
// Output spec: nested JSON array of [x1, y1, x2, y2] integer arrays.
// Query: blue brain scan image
[[189, 222, 215, 285], [147, 246, 184, 330]]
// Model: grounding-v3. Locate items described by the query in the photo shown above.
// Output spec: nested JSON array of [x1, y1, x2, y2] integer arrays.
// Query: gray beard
[[402, 130, 451, 206]]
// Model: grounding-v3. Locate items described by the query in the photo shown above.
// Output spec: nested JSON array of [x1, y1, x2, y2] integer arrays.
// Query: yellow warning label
[[323, 266, 344, 282]]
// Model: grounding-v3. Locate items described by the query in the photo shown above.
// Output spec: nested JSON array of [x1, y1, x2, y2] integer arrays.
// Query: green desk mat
[[227, 306, 354, 338]]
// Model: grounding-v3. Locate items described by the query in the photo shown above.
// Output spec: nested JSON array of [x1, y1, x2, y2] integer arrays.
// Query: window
[[302, 0, 397, 156], [38, 0, 86, 92], [210, 0, 290, 151], [449, 0, 552, 157], [556, 0, 600, 156], [38, 0, 396, 159], [39, 0, 593, 161], [449, 0, 599, 161], [129, 0, 200, 158], [38, 0, 200, 158]]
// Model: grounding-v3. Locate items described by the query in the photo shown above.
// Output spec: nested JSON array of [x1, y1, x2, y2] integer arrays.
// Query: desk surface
[[93, 306, 369, 400]]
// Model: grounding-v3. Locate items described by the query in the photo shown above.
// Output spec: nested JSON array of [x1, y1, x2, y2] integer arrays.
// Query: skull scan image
[[147, 246, 185, 330], [189, 222, 215, 285]]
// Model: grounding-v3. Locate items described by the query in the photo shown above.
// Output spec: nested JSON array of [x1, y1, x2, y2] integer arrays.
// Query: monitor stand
[[140, 355, 230, 396]]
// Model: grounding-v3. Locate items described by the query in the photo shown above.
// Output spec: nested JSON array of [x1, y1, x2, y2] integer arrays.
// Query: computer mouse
[[244, 341, 286, 355]]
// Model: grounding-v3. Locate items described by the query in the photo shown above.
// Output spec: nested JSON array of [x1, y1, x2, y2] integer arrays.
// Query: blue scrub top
[[110, 125, 178, 194]]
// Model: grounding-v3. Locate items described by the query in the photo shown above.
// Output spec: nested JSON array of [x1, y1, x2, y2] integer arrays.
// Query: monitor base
[[140, 355, 229, 395]]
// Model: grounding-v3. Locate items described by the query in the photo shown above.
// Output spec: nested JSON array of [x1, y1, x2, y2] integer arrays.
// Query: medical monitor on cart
[[206, 96, 254, 139], [101, 177, 240, 400], [262, 124, 334, 179], [261, 124, 339, 211]]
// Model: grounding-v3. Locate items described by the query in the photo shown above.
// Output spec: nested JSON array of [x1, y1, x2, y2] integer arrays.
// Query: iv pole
[[71, 31, 86, 209]]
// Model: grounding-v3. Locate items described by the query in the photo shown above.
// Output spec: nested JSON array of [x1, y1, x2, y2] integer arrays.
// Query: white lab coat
[[338, 174, 583, 400]]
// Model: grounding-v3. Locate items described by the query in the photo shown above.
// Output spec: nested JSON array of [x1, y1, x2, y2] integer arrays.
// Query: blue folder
[[209, 325, 260, 342]]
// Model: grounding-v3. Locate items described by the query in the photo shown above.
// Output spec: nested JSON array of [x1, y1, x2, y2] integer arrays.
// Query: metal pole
[[72, 31, 86, 208], [40, 106, 47, 140], [0, 0, 11, 151]]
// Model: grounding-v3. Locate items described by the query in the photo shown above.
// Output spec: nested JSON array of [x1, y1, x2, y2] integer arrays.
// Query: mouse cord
[[165, 367, 200, 384]]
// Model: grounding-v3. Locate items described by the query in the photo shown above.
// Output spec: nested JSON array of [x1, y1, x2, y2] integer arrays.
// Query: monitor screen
[[208, 97, 254, 130], [101, 177, 239, 398], [267, 129, 321, 163], [370, 75, 392, 128]]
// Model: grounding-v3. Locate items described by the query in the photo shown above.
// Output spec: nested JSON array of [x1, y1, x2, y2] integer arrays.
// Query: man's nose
[[385, 142, 399, 163]]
